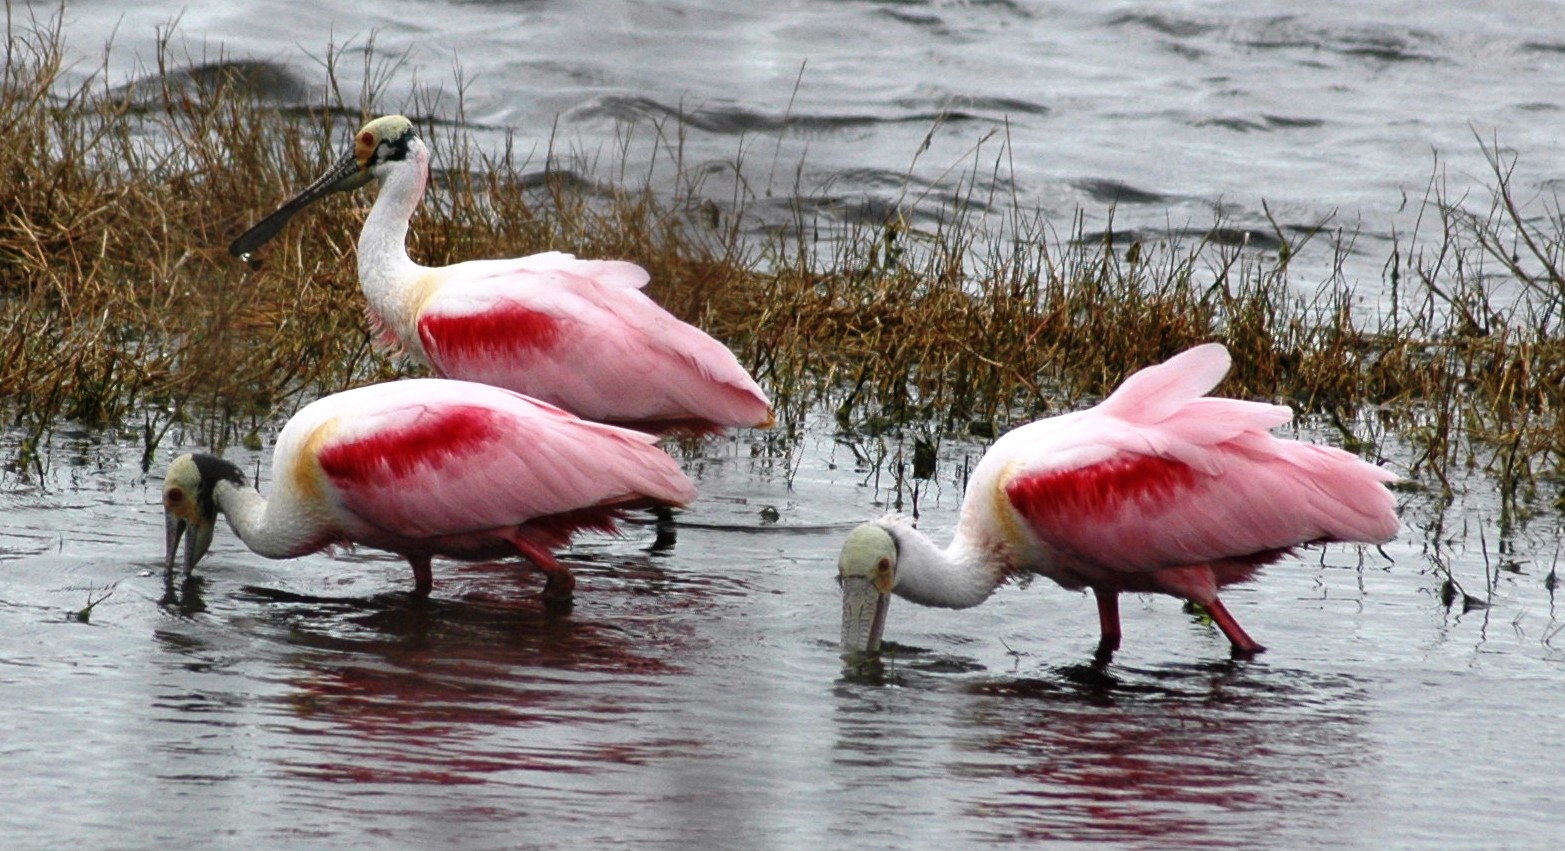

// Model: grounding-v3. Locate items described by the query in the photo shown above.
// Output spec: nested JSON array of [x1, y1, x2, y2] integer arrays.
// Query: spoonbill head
[[837, 343, 1400, 661], [163, 452, 242, 577], [229, 116, 773, 435], [227, 116, 397, 260], [160, 378, 699, 606], [838, 523, 899, 654]]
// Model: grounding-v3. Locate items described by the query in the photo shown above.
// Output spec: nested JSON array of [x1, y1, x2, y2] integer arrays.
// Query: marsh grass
[[4, 11, 1565, 530]]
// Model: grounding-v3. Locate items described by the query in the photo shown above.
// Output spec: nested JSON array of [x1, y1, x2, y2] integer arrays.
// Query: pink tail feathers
[[613, 435, 702, 507], [705, 383, 775, 430], [1284, 442, 1400, 544], [692, 355, 774, 428]]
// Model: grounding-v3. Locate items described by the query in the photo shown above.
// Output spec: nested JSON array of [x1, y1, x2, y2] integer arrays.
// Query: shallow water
[[3, 414, 1563, 849], [11, 1, 1565, 847]]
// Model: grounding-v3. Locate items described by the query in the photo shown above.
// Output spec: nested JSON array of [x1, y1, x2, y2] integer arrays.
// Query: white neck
[[883, 522, 1006, 610], [213, 480, 320, 559], [357, 139, 430, 342]]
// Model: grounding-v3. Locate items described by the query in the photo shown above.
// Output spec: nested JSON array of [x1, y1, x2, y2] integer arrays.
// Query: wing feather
[[295, 380, 696, 542], [987, 347, 1397, 581], [414, 259, 770, 426]]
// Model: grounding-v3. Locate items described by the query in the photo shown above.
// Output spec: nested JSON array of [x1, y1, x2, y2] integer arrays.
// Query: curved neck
[[886, 523, 1005, 610], [357, 139, 430, 314], [213, 480, 318, 559]]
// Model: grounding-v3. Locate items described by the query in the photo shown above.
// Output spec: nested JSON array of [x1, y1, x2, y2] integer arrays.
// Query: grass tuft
[[4, 11, 1565, 515]]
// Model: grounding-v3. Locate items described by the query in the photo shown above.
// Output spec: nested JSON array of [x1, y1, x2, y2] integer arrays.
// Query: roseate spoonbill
[[161, 378, 697, 606], [229, 115, 772, 434], [837, 343, 1399, 661]]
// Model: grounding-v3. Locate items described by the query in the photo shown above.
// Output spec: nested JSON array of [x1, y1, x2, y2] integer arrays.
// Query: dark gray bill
[[164, 512, 213, 576], [228, 150, 372, 259], [163, 513, 185, 574]]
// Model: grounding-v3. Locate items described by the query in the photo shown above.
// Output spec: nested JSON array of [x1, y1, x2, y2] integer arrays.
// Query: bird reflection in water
[[159, 571, 207, 617], [832, 656, 1372, 847], [208, 556, 730, 787]]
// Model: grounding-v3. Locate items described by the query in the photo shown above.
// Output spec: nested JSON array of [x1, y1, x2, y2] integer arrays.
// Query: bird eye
[[166, 487, 184, 505], [360, 132, 374, 146], [877, 557, 891, 576]]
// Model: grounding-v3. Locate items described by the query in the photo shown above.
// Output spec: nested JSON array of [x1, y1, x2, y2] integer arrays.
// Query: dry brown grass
[[1, 14, 387, 463], [4, 12, 1565, 510]]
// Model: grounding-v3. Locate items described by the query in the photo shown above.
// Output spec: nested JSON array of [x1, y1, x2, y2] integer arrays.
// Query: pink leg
[[407, 555, 433, 599], [504, 533, 575, 610], [1203, 598, 1266, 655], [1094, 588, 1122, 662]]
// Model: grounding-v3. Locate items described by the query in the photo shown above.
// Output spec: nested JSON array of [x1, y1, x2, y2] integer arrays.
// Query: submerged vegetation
[[4, 9, 1565, 534]]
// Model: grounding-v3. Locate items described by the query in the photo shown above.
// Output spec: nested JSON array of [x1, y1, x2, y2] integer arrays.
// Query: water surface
[[3, 414, 1561, 848], [55, 0, 1565, 285]]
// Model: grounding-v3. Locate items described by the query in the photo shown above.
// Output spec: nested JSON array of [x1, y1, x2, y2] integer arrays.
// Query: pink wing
[[503, 251, 651, 290], [289, 379, 696, 543], [997, 345, 1398, 585], [413, 257, 771, 429]]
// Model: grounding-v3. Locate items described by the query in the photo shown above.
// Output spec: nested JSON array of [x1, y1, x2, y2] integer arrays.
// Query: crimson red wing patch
[[1006, 454, 1200, 528], [419, 303, 562, 360], [318, 405, 506, 483]]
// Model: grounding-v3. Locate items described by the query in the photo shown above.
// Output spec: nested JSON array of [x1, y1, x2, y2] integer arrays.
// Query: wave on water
[[109, 59, 313, 107], [572, 94, 991, 136]]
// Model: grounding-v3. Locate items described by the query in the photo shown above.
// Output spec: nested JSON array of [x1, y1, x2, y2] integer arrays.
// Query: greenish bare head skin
[[353, 115, 416, 167], [838, 522, 899, 656], [228, 114, 418, 259], [162, 453, 242, 576]]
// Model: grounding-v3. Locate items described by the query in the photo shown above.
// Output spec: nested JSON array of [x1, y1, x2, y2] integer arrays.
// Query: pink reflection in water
[[957, 667, 1372, 846], [247, 558, 724, 788]]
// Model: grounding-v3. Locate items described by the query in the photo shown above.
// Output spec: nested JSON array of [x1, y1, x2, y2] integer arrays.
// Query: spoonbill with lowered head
[[229, 115, 772, 435], [837, 343, 1399, 661], [162, 378, 698, 606]]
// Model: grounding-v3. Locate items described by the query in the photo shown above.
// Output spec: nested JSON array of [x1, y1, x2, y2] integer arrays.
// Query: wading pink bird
[[162, 379, 697, 606], [838, 343, 1399, 661], [229, 115, 772, 434]]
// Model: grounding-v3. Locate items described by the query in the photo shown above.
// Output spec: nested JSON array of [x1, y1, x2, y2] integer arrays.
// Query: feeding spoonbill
[[162, 378, 697, 606], [837, 343, 1399, 661], [229, 115, 772, 434]]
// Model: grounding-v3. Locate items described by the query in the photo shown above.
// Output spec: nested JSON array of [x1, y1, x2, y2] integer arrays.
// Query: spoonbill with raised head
[[230, 115, 772, 435]]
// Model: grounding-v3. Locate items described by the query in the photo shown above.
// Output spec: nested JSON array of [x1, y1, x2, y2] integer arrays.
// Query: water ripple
[[573, 94, 983, 136]]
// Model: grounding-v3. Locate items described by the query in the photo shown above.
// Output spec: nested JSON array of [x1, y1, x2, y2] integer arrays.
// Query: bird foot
[[542, 595, 574, 615], [651, 506, 678, 552], [537, 570, 575, 615], [1228, 640, 1267, 659], [1091, 642, 1118, 668]]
